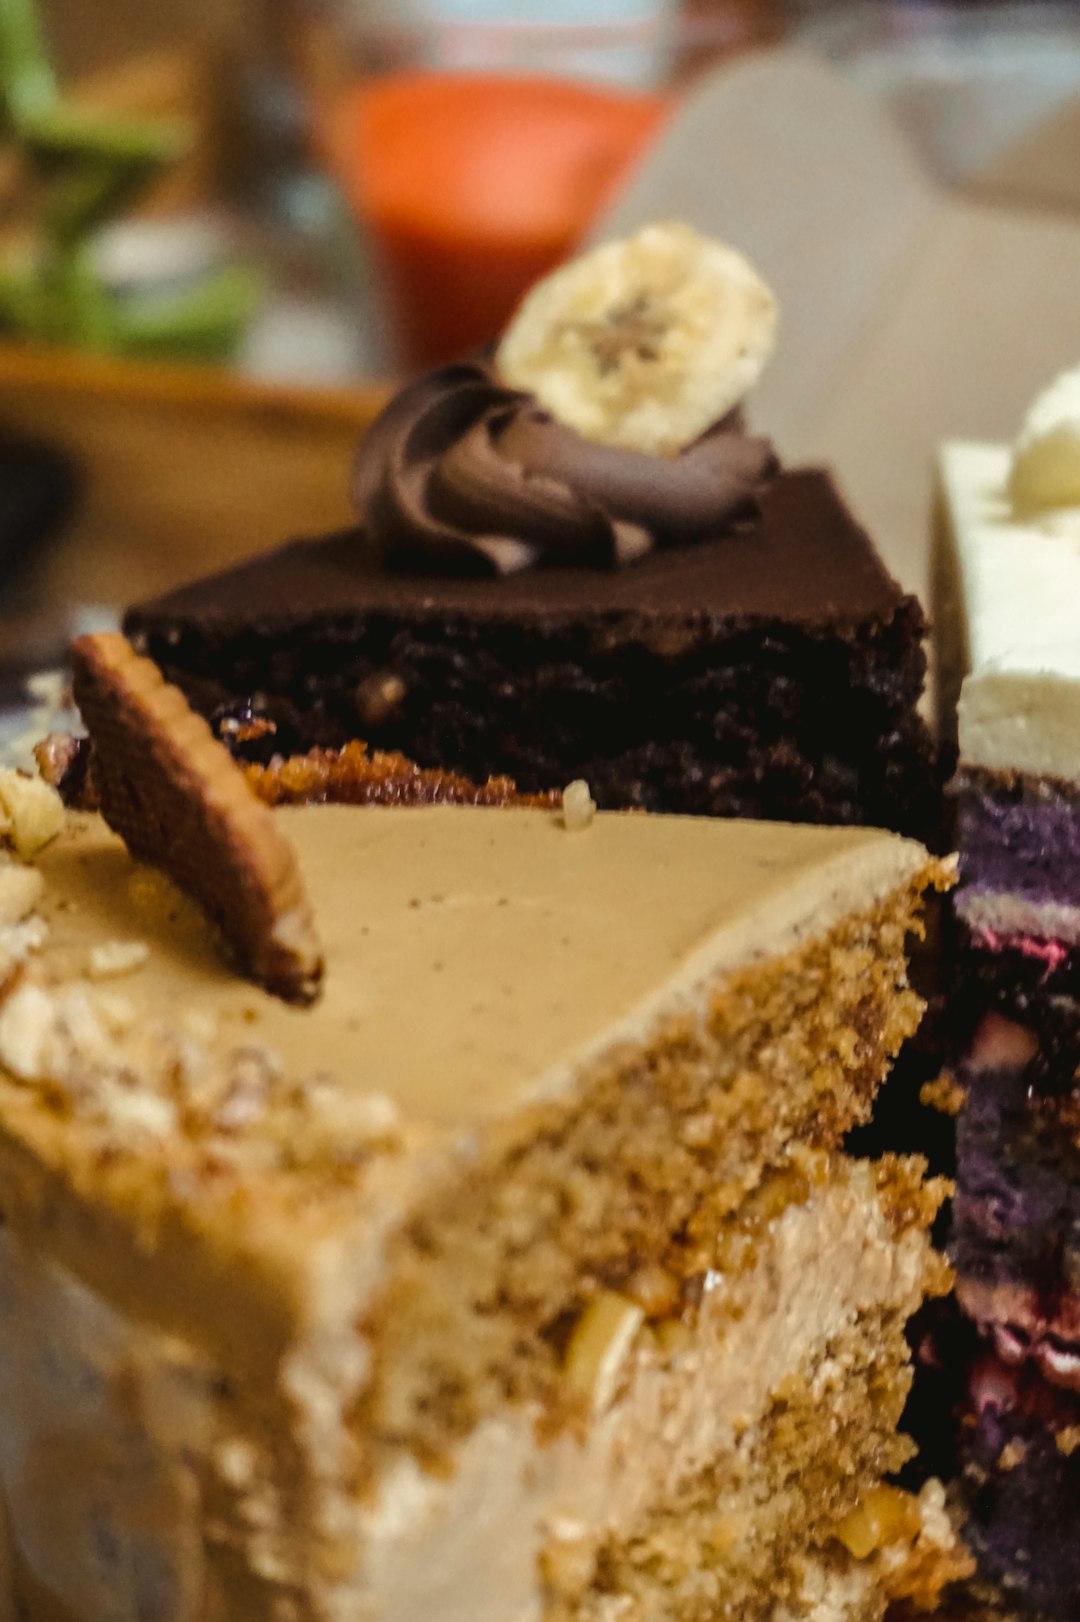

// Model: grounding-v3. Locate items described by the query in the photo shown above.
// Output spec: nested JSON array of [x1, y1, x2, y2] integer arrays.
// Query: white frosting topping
[[1009, 365, 1080, 516], [940, 441, 1080, 781]]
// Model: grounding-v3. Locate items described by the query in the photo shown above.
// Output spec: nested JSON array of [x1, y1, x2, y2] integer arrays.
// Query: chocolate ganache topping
[[351, 358, 778, 577]]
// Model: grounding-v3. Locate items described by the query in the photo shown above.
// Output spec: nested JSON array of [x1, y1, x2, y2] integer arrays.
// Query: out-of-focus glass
[[302, 0, 680, 90], [334, 70, 669, 372], [800, 2, 1080, 184], [285, 1, 677, 372]]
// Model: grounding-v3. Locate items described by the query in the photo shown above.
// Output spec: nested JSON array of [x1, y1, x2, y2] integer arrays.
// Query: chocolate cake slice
[[127, 466, 935, 835], [124, 227, 937, 840]]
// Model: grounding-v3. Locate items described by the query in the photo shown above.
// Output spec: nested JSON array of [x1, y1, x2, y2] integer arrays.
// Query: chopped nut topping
[[0, 769, 64, 858], [561, 780, 596, 832], [0, 981, 57, 1080], [0, 861, 44, 927], [0, 918, 48, 981], [88, 939, 150, 980], [98, 1082, 178, 1142], [210, 1047, 280, 1133]]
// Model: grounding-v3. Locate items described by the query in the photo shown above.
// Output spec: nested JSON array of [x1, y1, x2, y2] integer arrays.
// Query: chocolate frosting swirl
[[351, 358, 777, 576]]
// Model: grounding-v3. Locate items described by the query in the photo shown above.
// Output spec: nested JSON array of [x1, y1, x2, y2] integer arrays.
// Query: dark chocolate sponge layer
[[126, 469, 938, 836]]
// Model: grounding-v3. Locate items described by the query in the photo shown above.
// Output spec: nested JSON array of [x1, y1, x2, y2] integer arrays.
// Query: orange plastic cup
[[335, 72, 669, 373]]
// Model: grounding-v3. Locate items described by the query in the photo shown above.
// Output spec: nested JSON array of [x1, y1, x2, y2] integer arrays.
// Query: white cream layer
[[940, 442, 1080, 783], [955, 888, 1080, 948]]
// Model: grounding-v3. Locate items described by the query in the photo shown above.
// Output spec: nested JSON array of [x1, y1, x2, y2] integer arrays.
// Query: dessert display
[[0, 637, 969, 1620], [125, 223, 939, 838], [935, 368, 1080, 1614]]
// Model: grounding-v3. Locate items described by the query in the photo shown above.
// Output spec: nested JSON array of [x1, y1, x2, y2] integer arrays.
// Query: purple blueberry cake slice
[[937, 368, 1080, 1615]]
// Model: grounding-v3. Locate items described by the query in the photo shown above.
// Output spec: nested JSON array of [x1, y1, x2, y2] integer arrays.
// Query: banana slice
[[1009, 365, 1080, 514], [494, 221, 778, 457]]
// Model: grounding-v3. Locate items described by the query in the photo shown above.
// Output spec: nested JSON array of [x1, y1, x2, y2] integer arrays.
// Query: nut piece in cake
[[0, 768, 63, 859]]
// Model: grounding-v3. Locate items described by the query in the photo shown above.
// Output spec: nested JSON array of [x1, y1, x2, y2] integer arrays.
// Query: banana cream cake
[[0, 638, 969, 1622], [125, 224, 938, 838]]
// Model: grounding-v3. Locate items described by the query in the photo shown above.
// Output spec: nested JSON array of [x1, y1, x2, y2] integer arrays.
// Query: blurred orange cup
[[334, 71, 669, 373]]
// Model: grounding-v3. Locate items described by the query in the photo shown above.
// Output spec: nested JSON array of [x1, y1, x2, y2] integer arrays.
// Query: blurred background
[[2, 0, 1080, 727]]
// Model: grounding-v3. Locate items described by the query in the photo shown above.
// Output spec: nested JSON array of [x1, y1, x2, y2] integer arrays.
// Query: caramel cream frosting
[[350, 360, 776, 575], [4, 803, 925, 1132]]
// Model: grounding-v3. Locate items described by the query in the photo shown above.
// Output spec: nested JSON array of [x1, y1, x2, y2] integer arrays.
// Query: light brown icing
[[23, 804, 926, 1130]]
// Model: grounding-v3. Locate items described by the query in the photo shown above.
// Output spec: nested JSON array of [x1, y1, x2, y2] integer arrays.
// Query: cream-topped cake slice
[[936, 374, 1080, 1616], [939, 439, 1080, 785], [0, 786, 962, 1621]]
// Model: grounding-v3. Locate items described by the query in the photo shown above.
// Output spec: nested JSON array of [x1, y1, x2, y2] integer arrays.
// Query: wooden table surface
[[0, 343, 388, 670]]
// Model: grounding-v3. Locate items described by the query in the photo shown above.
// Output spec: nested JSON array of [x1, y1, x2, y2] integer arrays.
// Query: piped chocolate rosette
[[353, 222, 780, 576]]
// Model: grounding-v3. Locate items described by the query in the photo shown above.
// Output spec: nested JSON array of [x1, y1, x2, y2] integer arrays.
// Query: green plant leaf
[[111, 263, 265, 360], [0, 0, 57, 129]]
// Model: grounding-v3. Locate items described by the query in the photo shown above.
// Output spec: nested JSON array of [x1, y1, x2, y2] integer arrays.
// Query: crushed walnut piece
[[0, 768, 64, 858], [0, 943, 404, 1175], [563, 1289, 644, 1413], [921, 1072, 967, 1117], [88, 939, 150, 980], [0, 861, 44, 928], [561, 779, 596, 832]]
